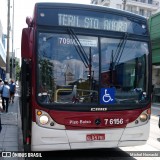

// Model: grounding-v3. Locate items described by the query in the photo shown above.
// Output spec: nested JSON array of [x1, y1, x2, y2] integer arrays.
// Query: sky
[[0, 0, 91, 58], [13, 0, 91, 58]]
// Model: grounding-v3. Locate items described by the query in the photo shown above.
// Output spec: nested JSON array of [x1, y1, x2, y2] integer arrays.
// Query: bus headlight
[[36, 109, 65, 129], [139, 113, 148, 122], [39, 115, 49, 125]]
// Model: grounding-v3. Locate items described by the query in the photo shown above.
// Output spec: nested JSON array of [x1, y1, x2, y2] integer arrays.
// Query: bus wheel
[[24, 143, 31, 152], [23, 130, 31, 151], [23, 121, 31, 151]]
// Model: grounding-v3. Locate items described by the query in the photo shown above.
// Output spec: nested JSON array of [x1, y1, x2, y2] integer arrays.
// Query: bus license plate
[[86, 134, 105, 141]]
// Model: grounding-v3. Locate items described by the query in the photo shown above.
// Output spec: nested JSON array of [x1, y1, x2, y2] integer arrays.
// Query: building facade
[[0, 0, 7, 80], [0, 20, 6, 80], [91, 0, 160, 17]]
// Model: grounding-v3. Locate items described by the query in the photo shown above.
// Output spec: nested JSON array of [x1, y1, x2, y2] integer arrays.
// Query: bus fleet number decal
[[104, 118, 124, 125], [59, 37, 97, 47]]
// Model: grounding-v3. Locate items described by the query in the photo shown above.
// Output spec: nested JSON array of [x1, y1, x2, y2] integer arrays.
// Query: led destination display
[[58, 14, 128, 32], [37, 7, 147, 35]]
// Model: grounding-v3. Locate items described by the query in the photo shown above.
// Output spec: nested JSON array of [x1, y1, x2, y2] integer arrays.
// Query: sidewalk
[[0, 90, 24, 159]]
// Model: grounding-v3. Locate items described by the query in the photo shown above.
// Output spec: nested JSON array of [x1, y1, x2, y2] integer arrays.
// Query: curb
[[17, 97, 24, 155]]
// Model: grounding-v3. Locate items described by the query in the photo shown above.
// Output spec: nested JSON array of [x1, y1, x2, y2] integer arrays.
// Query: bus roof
[[25, 2, 148, 35], [34, 2, 147, 22]]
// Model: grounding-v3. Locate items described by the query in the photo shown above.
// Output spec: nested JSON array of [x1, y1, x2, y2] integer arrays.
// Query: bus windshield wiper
[[110, 33, 128, 70], [110, 33, 128, 84], [67, 28, 89, 68], [113, 32, 128, 67]]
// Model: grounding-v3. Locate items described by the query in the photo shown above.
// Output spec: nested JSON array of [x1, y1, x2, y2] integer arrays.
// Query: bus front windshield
[[37, 32, 149, 105]]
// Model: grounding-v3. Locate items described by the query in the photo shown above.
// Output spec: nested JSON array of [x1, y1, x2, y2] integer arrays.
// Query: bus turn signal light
[[147, 108, 151, 115], [37, 110, 42, 116]]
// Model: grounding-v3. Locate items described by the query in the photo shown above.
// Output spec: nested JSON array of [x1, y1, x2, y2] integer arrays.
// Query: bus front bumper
[[31, 122, 149, 151]]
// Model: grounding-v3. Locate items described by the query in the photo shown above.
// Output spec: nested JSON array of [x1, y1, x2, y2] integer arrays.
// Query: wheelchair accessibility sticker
[[100, 88, 115, 104]]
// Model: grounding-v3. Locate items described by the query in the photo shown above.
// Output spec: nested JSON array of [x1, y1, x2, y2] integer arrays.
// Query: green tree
[[39, 59, 53, 90], [15, 60, 21, 81]]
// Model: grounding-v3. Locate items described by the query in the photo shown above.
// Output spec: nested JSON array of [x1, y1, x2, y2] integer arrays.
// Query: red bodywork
[[32, 101, 150, 130]]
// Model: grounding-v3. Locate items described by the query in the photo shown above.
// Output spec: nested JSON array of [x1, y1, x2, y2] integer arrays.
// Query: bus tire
[[24, 143, 31, 152]]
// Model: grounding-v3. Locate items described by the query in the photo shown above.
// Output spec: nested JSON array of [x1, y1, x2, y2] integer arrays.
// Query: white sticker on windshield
[[79, 39, 97, 47], [58, 37, 97, 47]]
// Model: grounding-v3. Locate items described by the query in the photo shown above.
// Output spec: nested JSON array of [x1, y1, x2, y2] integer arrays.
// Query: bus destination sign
[[58, 14, 128, 32]]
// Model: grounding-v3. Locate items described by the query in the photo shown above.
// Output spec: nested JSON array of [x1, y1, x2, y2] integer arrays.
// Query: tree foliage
[[15, 60, 21, 81]]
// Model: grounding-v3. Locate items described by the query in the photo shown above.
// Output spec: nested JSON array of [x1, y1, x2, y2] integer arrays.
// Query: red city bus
[[21, 3, 152, 151]]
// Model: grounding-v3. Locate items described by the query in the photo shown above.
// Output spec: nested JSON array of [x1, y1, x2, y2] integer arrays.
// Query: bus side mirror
[[21, 28, 31, 59]]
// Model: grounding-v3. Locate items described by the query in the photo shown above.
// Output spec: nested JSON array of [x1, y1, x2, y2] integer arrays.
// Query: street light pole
[[122, 0, 127, 10], [6, 0, 10, 80], [11, 0, 14, 79]]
